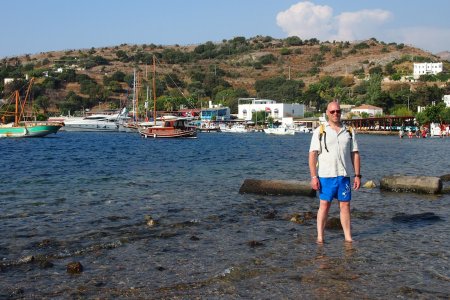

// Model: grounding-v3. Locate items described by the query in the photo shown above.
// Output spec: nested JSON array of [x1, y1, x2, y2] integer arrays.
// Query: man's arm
[[351, 151, 361, 190], [309, 151, 320, 190]]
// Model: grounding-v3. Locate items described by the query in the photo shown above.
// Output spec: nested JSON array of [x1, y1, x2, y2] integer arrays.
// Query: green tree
[[284, 36, 303, 46], [366, 73, 382, 105], [423, 102, 446, 123], [34, 95, 51, 114], [251, 110, 266, 125], [58, 91, 85, 115], [391, 106, 412, 117]]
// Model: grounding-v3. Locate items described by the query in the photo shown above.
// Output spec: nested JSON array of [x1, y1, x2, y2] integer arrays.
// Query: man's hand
[[311, 177, 320, 190], [353, 177, 361, 190]]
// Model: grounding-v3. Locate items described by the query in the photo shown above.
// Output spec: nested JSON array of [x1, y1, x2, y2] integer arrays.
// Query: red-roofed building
[[351, 104, 383, 117]]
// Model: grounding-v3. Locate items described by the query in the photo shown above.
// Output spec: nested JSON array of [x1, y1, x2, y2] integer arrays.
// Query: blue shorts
[[318, 176, 351, 202]]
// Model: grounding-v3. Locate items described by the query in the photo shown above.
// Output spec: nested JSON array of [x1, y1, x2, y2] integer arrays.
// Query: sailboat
[[0, 79, 63, 138], [138, 56, 197, 139]]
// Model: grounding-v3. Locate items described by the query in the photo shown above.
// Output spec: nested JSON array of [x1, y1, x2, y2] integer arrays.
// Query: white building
[[4, 78, 15, 85], [443, 95, 450, 107], [413, 62, 443, 79], [237, 98, 305, 121], [351, 104, 383, 117]]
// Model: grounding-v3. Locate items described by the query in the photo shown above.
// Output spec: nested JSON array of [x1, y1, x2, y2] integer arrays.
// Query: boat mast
[[132, 69, 136, 123], [19, 77, 34, 125], [153, 55, 157, 126], [14, 91, 19, 127], [136, 72, 140, 124]]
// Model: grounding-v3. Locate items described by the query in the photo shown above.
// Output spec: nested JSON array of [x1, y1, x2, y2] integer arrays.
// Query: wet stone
[[38, 239, 52, 247], [9, 288, 24, 297], [352, 210, 375, 220], [18, 255, 34, 264], [39, 260, 54, 269], [67, 261, 83, 274], [440, 174, 450, 181], [392, 212, 442, 223], [190, 235, 200, 241], [264, 209, 277, 219], [290, 212, 315, 224], [363, 180, 377, 188], [248, 240, 264, 247], [326, 217, 342, 230], [144, 215, 157, 227]]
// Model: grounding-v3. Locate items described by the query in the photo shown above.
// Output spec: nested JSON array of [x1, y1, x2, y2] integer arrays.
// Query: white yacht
[[55, 108, 128, 132], [264, 125, 295, 135], [219, 123, 251, 133]]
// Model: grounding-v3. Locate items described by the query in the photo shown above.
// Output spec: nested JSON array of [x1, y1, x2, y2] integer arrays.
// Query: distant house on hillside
[[340, 104, 355, 117], [351, 104, 383, 117], [443, 95, 450, 107], [413, 62, 443, 79]]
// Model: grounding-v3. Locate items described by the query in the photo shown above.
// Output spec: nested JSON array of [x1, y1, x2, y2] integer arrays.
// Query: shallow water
[[0, 132, 449, 299]]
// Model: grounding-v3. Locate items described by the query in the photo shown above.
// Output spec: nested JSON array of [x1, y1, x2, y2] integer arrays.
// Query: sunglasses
[[329, 110, 341, 114]]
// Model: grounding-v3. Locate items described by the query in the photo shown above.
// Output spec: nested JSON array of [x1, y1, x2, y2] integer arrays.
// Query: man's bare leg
[[317, 200, 331, 243], [339, 201, 352, 242]]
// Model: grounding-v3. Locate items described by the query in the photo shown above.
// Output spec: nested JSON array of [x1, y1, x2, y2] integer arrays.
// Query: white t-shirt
[[309, 122, 359, 177]]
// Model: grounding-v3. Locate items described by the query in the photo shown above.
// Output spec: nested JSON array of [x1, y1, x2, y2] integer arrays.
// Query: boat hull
[[139, 127, 197, 138], [0, 124, 63, 138], [264, 127, 295, 135], [63, 123, 119, 132]]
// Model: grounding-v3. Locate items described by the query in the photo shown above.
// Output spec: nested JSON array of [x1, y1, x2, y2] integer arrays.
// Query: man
[[308, 101, 361, 243]]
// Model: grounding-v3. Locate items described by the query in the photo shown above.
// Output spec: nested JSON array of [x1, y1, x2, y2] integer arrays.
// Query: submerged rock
[[248, 240, 264, 247], [392, 212, 442, 223], [67, 261, 83, 274], [440, 174, 450, 181], [190, 235, 200, 241], [325, 217, 342, 230], [290, 212, 315, 224], [363, 180, 377, 188], [144, 215, 156, 227], [18, 256, 34, 264]]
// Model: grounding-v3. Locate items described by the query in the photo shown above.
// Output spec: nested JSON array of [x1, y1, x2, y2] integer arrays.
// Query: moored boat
[[59, 108, 128, 132], [0, 121, 63, 138], [139, 56, 198, 139], [219, 123, 251, 133], [0, 79, 63, 138], [264, 125, 295, 135], [139, 118, 197, 138]]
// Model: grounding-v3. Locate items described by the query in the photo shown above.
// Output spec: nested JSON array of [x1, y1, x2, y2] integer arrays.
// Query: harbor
[[1, 132, 449, 298]]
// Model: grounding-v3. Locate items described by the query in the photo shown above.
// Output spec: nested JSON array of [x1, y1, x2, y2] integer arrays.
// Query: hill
[[1, 36, 448, 116]]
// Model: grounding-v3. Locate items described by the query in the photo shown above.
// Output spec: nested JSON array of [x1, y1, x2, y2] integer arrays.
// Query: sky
[[1, 0, 450, 58]]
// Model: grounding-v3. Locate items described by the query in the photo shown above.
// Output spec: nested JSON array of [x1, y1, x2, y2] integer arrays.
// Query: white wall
[[238, 100, 305, 121]]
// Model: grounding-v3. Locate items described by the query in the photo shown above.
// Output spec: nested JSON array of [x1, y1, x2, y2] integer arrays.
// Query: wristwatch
[[354, 174, 362, 178]]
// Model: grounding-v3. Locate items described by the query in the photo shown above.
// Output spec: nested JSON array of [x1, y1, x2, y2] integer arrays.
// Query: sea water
[[0, 132, 449, 299]]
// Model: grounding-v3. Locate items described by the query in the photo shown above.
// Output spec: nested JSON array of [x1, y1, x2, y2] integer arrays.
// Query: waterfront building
[[237, 98, 305, 121], [351, 104, 383, 117], [200, 102, 231, 121], [413, 62, 443, 79]]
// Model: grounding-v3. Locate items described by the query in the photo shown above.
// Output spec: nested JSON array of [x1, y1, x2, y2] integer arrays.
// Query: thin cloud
[[389, 27, 450, 53], [276, 1, 392, 42], [333, 10, 392, 41]]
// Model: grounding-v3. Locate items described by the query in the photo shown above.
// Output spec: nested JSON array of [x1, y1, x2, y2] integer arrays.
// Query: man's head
[[326, 101, 341, 124]]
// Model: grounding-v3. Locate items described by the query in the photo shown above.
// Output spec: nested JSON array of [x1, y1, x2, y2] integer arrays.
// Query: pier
[[342, 116, 416, 132]]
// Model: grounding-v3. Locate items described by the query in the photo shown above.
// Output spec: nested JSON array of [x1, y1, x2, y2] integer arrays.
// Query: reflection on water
[[0, 132, 449, 298]]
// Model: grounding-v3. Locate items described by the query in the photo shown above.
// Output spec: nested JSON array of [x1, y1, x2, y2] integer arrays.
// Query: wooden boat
[[139, 117, 197, 138], [139, 56, 197, 139], [0, 79, 63, 138]]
